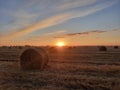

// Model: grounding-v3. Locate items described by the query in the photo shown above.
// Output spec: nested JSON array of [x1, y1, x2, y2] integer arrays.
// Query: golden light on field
[[56, 41, 65, 47]]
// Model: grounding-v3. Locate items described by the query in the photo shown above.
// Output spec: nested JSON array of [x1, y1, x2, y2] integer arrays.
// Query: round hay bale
[[99, 46, 107, 51], [18, 46, 22, 49], [20, 48, 49, 70], [114, 46, 119, 49], [48, 47, 58, 53]]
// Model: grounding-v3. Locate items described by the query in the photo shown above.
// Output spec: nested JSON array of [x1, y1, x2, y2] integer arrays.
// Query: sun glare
[[56, 42, 65, 47]]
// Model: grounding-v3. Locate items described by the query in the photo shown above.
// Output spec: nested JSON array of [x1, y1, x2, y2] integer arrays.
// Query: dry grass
[[0, 46, 120, 90]]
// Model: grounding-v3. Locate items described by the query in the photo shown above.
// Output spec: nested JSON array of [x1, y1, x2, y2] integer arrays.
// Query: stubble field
[[0, 46, 120, 90]]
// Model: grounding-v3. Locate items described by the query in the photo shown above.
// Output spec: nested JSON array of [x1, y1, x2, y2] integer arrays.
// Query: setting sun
[[56, 42, 65, 47]]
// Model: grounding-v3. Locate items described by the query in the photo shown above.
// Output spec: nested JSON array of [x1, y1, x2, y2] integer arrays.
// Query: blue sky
[[0, 0, 120, 46]]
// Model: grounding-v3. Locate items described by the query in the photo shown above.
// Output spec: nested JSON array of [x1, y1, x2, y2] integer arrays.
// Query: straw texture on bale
[[20, 48, 49, 70], [99, 46, 107, 51]]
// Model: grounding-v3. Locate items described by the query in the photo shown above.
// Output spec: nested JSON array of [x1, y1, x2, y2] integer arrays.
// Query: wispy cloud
[[0, 13, 70, 40], [0, 0, 118, 42], [43, 30, 66, 36], [54, 29, 120, 38], [56, 0, 97, 10], [54, 30, 106, 38]]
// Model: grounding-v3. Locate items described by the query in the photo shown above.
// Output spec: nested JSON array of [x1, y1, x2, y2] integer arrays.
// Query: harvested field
[[0, 46, 120, 90]]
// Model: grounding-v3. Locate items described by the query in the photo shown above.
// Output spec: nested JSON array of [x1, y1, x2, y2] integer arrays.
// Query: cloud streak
[[0, 0, 118, 41], [54, 30, 106, 38], [56, 0, 97, 11], [43, 30, 66, 36], [54, 29, 120, 38], [0, 13, 70, 40]]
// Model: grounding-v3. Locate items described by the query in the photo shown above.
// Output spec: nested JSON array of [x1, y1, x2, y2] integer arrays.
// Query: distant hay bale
[[99, 46, 107, 51], [18, 46, 22, 49], [49, 47, 58, 53], [114, 46, 119, 49], [20, 48, 49, 70]]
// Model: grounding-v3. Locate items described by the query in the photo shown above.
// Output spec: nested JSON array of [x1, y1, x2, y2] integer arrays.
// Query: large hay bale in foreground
[[99, 46, 107, 51], [20, 48, 49, 70]]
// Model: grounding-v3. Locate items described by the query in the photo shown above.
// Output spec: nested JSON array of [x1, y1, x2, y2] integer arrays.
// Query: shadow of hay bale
[[20, 48, 49, 70], [98, 46, 107, 51]]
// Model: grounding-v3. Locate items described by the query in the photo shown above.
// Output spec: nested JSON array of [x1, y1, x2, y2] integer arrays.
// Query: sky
[[0, 0, 120, 46]]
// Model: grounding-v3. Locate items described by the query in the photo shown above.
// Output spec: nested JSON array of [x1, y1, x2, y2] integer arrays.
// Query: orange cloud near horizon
[[0, 29, 120, 46]]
